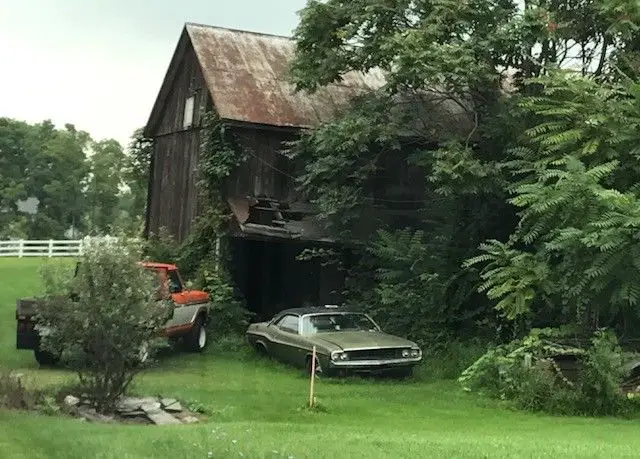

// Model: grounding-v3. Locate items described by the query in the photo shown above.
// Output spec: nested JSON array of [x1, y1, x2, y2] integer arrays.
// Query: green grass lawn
[[2, 257, 640, 458]]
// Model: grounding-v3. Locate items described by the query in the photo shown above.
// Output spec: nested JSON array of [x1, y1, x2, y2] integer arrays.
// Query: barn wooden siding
[[228, 127, 299, 202], [147, 44, 208, 242], [144, 23, 388, 243]]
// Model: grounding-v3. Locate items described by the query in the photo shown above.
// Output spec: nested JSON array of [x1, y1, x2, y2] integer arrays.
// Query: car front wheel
[[306, 355, 333, 377]]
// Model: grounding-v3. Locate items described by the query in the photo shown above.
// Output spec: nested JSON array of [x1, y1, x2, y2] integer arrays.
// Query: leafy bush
[[459, 328, 639, 417], [418, 339, 488, 381], [143, 227, 180, 264], [359, 228, 493, 349], [0, 370, 34, 410], [196, 265, 252, 337], [36, 237, 173, 413]]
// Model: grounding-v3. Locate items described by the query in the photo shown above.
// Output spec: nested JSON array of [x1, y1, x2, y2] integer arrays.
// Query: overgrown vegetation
[[36, 238, 172, 413], [287, 0, 640, 415], [459, 328, 640, 416]]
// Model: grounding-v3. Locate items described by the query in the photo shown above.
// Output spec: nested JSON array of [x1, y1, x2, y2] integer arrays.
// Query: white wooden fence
[[0, 239, 83, 257]]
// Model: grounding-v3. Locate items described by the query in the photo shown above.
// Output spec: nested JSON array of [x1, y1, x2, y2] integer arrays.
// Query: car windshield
[[301, 313, 378, 334]]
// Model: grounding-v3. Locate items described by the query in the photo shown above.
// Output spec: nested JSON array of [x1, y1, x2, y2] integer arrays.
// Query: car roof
[[140, 261, 177, 270], [275, 306, 358, 317]]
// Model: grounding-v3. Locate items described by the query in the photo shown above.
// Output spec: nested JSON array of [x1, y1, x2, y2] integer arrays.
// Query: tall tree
[[24, 123, 90, 239], [85, 139, 126, 234], [0, 118, 36, 238], [123, 128, 152, 221]]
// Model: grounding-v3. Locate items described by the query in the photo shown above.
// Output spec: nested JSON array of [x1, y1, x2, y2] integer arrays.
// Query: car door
[[165, 269, 200, 331], [269, 314, 301, 365]]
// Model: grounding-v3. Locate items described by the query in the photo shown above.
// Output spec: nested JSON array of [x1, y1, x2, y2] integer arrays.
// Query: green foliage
[[36, 394, 61, 416], [36, 238, 173, 413], [177, 108, 251, 337], [424, 140, 504, 197], [85, 139, 127, 234], [367, 228, 455, 345], [143, 227, 180, 265], [289, 94, 403, 237], [198, 110, 245, 203], [122, 128, 153, 222], [418, 339, 488, 381], [468, 72, 640, 330], [459, 327, 639, 416], [196, 266, 252, 337], [464, 240, 553, 320]]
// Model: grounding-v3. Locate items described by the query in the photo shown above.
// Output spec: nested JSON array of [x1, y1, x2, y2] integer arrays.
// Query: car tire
[[185, 316, 208, 353], [34, 348, 59, 366], [306, 355, 332, 378], [254, 342, 269, 358]]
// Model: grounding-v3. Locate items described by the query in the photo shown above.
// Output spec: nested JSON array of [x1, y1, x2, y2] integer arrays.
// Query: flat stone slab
[[161, 398, 177, 407], [141, 402, 162, 414], [163, 401, 182, 412], [117, 397, 157, 412], [146, 410, 182, 425]]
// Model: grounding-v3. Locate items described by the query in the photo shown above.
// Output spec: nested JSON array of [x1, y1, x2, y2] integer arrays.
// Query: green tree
[[24, 123, 90, 239], [0, 118, 35, 238], [467, 73, 640, 334], [85, 139, 126, 234], [123, 128, 152, 220]]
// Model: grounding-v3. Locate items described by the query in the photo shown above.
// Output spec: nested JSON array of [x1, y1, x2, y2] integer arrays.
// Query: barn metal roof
[[185, 23, 386, 129]]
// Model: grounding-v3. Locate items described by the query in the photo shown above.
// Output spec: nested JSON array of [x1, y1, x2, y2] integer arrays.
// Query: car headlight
[[410, 348, 421, 358], [331, 351, 349, 361], [402, 349, 410, 358]]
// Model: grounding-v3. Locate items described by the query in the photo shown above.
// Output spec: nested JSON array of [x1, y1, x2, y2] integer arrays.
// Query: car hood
[[308, 331, 417, 351]]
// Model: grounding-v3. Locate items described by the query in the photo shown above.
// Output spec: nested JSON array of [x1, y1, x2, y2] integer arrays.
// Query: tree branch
[[595, 36, 611, 76]]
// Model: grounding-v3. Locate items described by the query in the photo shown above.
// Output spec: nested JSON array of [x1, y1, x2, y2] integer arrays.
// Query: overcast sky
[[0, 0, 307, 147]]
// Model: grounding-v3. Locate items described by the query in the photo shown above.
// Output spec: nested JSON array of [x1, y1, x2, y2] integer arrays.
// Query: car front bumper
[[328, 357, 421, 373]]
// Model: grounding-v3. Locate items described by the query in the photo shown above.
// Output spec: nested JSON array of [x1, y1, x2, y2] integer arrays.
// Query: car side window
[[168, 270, 183, 294], [276, 315, 299, 334]]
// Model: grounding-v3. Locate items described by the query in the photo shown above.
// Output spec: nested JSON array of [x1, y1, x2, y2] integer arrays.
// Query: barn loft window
[[183, 95, 195, 129]]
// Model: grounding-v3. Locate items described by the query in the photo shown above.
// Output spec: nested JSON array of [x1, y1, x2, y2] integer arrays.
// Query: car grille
[[346, 348, 406, 361]]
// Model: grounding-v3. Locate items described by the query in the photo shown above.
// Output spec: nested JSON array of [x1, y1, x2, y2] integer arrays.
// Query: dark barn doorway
[[228, 237, 343, 321]]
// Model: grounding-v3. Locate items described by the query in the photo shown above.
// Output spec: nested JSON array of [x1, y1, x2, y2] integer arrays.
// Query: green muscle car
[[246, 306, 422, 377]]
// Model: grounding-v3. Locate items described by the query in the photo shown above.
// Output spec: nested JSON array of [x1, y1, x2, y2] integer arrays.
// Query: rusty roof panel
[[186, 23, 385, 128]]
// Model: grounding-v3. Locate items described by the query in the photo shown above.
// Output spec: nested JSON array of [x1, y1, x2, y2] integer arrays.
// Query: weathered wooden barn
[[143, 23, 472, 319], [142, 23, 388, 318]]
